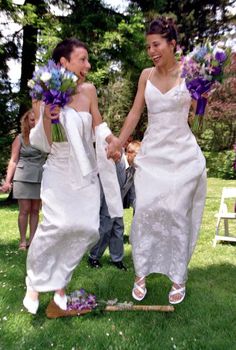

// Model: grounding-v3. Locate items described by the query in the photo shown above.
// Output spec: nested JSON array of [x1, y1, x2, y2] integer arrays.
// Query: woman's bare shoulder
[[141, 67, 154, 77], [80, 82, 96, 93], [139, 67, 154, 82]]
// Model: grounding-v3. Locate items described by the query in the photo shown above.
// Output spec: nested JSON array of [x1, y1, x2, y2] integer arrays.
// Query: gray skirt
[[13, 181, 41, 199]]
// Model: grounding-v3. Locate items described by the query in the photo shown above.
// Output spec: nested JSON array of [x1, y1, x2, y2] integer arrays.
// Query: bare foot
[[55, 289, 66, 297]]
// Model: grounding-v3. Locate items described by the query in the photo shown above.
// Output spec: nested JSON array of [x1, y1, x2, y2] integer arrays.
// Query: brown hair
[[20, 109, 33, 145], [52, 38, 88, 64], [146, 17, 178, 51], [127, 140, 141, 153]]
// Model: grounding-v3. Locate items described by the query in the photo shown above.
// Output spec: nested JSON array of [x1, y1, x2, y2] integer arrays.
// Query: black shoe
[[111, 261, 127, 271], [88, 257, 102, 268]]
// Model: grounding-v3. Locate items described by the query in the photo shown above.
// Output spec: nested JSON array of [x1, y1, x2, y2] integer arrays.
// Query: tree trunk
[[17, 0, 47, 130]]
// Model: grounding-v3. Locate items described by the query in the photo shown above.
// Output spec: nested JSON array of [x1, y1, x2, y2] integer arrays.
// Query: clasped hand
[[106, 135, 122, 162]]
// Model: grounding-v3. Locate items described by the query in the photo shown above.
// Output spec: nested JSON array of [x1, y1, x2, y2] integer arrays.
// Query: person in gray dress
[[1, 109, 47, 250]]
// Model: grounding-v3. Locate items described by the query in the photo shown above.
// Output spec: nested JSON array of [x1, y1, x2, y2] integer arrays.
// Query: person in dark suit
[[122, 140, 141, 212], [88, 155, 127, 270]]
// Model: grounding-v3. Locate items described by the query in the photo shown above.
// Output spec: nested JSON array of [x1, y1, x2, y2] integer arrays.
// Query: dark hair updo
[[52, 38, 88, 64], [146, 17, 178, 51]]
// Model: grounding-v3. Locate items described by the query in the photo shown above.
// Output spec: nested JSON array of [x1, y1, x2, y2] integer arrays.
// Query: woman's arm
[[119, 70, 146, 146], [88, 83, 103, 129], [88, 83, 121, 159], [107, 69, 147, 158], [32, 100, 60, 145], [0, 136, 21, 192]]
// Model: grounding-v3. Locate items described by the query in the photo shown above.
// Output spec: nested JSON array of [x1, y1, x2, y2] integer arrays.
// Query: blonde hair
[[127, 140, 141, 152], [20, 109, 33, 145]]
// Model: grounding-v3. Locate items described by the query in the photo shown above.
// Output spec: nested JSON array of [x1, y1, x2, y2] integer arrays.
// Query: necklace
[[155, 61, 180, 78], [167, 61, 179, 72]]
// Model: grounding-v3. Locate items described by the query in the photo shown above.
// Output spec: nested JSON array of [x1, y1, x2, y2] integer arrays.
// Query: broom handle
[[105, 305, 174, 312]]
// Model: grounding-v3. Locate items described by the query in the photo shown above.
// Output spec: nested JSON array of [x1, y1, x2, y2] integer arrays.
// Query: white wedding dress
[[27, 107, 123, 292], [130, 77, 207, 284]]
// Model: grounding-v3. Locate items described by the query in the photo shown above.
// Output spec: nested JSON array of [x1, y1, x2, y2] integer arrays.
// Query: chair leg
[[212, 238, 217, 248], [224, 219, 229, 236], [213, 218, 221, 247]]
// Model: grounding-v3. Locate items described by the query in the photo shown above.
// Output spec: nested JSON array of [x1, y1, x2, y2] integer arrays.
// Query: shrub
[[204, 150, 236, 179]]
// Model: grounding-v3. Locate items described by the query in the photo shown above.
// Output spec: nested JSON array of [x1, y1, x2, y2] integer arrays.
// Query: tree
[[129, 0, 236, 50]]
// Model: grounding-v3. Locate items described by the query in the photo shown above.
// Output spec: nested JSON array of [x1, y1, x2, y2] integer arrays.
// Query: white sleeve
[[95, 122, 123, 218]]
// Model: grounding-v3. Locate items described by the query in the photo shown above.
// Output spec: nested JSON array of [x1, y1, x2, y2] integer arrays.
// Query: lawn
[[0, 178, 235, 350]]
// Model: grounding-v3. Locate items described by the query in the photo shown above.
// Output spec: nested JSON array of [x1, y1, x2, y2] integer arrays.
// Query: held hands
[[106, 134, 122, 162]]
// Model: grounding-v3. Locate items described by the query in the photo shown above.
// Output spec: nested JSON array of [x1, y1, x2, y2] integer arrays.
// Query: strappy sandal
[[168, 284, 186, 305], [132, 276, 147, 301]]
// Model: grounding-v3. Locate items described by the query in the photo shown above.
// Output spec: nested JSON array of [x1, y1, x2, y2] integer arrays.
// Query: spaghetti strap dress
[[130, 74, 207, 284]]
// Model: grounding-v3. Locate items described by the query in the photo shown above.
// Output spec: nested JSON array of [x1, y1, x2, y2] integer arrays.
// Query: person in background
[[122, 140, 141, 211], [0, 109, 47, 250], [88, 155, 127, 270]]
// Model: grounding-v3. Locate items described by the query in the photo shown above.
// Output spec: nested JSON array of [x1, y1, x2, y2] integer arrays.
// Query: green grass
[[0, 178, 236, 350]]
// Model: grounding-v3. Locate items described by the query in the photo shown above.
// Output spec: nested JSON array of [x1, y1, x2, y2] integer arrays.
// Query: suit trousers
[[90, 214, 124, 262]]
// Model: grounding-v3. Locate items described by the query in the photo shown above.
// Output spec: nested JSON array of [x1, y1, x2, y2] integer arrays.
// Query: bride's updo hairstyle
[[146, 17, 178, 52], [52, 38, 88, 64]]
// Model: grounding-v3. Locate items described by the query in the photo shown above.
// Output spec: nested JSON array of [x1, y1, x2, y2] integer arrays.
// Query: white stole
[[95, 122, 123, 218], [29, 105, 123, 218]]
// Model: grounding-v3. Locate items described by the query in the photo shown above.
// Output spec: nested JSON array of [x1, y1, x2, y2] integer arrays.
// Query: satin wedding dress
[[130, 75, 207, 284], [27, 106, 123, 292]]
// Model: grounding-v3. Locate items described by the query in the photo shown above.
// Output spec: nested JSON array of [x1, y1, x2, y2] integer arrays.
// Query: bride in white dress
[[108, 18, 207, 304], [23, 38, 122, 314]]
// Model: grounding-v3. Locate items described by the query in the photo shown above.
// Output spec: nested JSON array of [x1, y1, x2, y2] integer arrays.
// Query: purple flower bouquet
[[181, 44, 231, 134], [67, 289, 98, 312], [28, 60, 78, 142]]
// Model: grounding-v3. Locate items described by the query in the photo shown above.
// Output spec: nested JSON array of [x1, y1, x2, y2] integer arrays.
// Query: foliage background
[[0, 0, 235, 180], [0, 177, 236, 349]]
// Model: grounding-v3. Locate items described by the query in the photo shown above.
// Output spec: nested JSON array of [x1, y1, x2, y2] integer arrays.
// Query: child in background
[[122, 140, 141, 211]]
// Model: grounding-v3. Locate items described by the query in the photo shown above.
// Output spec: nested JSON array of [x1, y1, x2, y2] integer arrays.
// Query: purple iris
[[43, 90, 70, 108], [212, 66, 222, 76], [215, 51, 227, 63]]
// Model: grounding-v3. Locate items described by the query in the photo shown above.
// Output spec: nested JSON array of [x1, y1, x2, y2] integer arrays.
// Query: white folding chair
[[213, 187, 236, 247]]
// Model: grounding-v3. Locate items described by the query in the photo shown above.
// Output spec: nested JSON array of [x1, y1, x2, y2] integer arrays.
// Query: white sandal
[[132, 276, 147, 301], [168, 284, 186, 305]]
